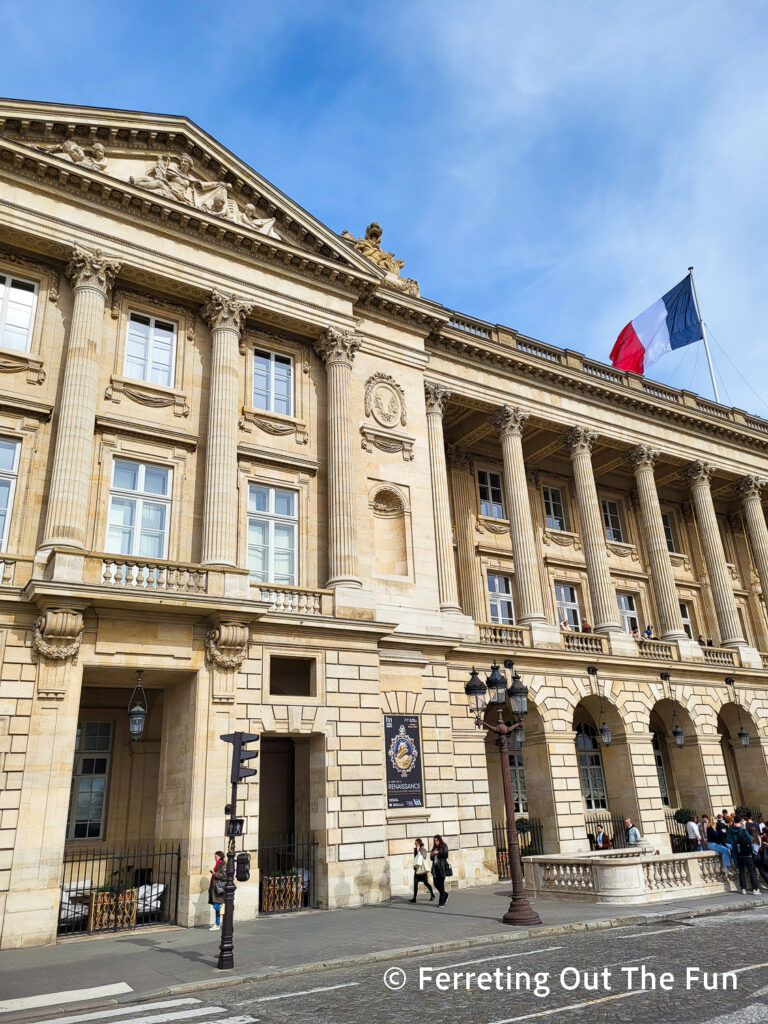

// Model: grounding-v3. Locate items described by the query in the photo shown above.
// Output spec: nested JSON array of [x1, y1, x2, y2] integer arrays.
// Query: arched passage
[[649, 699, 708, 813], [718, 702, 768, 812]]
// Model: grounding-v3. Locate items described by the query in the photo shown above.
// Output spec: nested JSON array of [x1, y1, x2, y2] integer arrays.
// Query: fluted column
[[685, 461, 745, 647], [424, 382, 460, 611], [201, 290, 253, 566], [43, 246, 121, 549], [565, 427, 621, 632], [490, 405, 548, 625], [314, 327, 362, 587], [447, 446, 486, 621], [739, 476, 768, 625], [627, 445, 686, 639]]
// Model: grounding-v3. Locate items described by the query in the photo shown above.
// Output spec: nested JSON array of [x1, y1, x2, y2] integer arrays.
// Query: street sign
[[226, 817, 245, 837]]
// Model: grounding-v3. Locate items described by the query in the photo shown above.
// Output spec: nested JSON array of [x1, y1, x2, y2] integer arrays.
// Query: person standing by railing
[[686, 815, 702, 852]]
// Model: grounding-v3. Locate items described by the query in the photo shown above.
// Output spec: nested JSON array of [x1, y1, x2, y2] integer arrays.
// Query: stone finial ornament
[[342, 222, 420, 297]]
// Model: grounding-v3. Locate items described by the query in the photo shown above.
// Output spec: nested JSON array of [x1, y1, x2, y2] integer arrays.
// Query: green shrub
[[673, 808, 695, 824]]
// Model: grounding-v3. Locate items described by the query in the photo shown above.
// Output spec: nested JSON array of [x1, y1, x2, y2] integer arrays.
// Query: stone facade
[[1, 100, 768, 948]]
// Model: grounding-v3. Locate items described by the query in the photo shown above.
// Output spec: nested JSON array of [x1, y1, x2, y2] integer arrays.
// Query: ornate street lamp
[[587, 666, 611, 746], [661, 672, 685, 748], [725, 676, 750, 747], [465, 661, 542, 927], [128, 671, 148, 741]]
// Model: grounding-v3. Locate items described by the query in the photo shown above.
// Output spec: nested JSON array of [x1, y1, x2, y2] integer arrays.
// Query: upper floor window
[[661, 512, 677, 553], [679, 600, 694, 640], [0, 274, 37, 352], [601, 499, 624, 543], [125, 312, 176, 388], [478, 469, 504, 519], [253, 349, 293, 416], [555, 582, 581, 630], [617, 591, 639, 634], [543, 485, 566, 531], [68, 721, 112, 840], [106, 459, 172, 559], [247, 484, 297, 585], [0, 438, 20, 554], [487, 572, 515, 625]]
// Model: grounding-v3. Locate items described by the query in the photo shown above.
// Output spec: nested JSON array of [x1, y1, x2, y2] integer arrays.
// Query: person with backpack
[[735, 819, 760, 894]]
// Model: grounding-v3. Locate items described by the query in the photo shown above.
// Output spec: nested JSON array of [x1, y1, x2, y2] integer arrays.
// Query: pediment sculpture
[[46, 139, 109, 172], [130, 154, 281, 239], [341, 222, 419, 297]]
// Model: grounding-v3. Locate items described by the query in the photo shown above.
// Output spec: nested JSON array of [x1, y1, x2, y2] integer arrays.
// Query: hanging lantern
[[672, 723, 685, 748], [507, 670, 529, 716], [485, 662, 507, 706], [599, 718, 612, 747], [128, 671, 148, 741], [738, 724, 750, 748], [465, 667, 487, 716]]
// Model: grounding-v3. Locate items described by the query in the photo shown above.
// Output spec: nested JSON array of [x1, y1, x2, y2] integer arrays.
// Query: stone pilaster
[[738, 476, 768, 636], [314, 327, 362, 588], [622, 732, 671, 853], [424, 383, 460, 611], [447, 446, 486, 622], [42, 245, 121, 551], [200, 290, 253, 567]]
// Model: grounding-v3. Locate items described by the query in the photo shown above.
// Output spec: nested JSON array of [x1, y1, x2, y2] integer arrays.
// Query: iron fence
[[258, 832, 318, 914], [493, 818, 544, 879], [59, 842, 180, 937], [584, 812, 629, 850]]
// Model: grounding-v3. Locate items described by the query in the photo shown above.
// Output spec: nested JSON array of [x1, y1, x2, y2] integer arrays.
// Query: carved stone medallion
[[365, 373, 406, 428]]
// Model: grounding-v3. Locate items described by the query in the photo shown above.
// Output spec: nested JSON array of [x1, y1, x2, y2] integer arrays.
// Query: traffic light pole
[[217, 776, 239, 970]]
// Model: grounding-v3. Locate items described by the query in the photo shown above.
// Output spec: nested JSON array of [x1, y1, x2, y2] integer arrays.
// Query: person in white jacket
[[409, 838, 435, 903]]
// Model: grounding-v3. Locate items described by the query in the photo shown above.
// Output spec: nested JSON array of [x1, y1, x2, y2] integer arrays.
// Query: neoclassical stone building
[[1, 99, 768, 948]]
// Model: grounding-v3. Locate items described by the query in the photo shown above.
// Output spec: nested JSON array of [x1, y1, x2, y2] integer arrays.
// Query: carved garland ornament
[[205, 622, 249, 670], [364, 372, 407, 428], [32, 609, 84, 664]]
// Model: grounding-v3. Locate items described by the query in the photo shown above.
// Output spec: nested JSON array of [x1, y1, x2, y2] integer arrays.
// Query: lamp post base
[[502, 895, 542, 927]]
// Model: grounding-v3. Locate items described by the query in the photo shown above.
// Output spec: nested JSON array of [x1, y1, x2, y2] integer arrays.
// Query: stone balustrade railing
[[252, 582, 334, 616], [476, 622, 529, 648], [702, 646, 737, 666], [99, 557, 208, 593], [762, 653, 768, 670], [637, 638, 675, 660], [562, 631, 605, 654]]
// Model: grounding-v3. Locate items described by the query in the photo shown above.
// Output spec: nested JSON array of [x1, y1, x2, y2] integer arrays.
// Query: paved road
[[8, 906, 768, 1024]]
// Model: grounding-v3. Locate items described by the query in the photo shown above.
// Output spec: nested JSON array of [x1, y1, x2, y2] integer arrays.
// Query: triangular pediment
[[0, 98, 383, 280]]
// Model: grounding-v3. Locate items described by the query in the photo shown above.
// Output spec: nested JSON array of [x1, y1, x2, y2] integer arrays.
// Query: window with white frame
[[661, 512, 677, 553], [67, 721, 112, 839], [601, 498, 624, 543], [0, 274, 37, 352], [555, 582, 581, 630], [652, 731, 671, 807], [247, 484, 297, 584], [509, 752, 527, 814], [617, 591, 640, 634], [575, 722, 607, 810], [124, 312, 176, 388], [478, 469, 504, 518], [487, 572, 515, 624], [0, 438, 20, 553], [543, 485, 566, 531], [253, 349, 293, 416], [106, 460, 172, 559], [679, 600, 694, 639]]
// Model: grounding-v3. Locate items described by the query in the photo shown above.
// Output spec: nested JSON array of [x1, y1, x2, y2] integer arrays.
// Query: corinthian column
[[565, 427, 621, 633], [738, 475, 768, 627], [447, 446, 486, 621], [43, 245, 121, 549], [627, 445, 686, 639], [685, 461, 745, 648], [424, 382, 460, 611], [201, 290, 253, 566], [490, 406, 548, 626], [314, 327, 362, 587]]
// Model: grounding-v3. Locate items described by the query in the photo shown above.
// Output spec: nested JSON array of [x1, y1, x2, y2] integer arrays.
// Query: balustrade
[[252, 583, 332, 615], [100, 558, 208, 594], [702, 646, 737, 666], [637, 639, 674, 660], [562, 631, 605, 654], [476, 622, 528, 648]]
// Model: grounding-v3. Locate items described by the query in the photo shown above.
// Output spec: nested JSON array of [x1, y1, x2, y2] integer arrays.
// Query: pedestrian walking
[[409, 838, 435, 903], [734, 819, 760, 894], [686, 815, 702, 852], [700, 815, 732, 867], [624, 817, 641, 845], [208, 849, 226, 929], [750, 828, 768, 888], [430, 834, 450, 907]]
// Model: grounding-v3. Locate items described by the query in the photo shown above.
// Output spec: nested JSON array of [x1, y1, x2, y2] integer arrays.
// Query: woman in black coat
[[430, 834, 450, 907]]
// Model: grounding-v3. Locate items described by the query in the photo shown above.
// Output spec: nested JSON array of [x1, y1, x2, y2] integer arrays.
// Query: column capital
[[626, 444, 660, 472], [65, 244, 121, 294], [314, 325, 361, 366], [446, 443, 473, 472], [490, 404, 529, 438], [201, 290, 254, 333], [738, 474, 766, 501], [564, 425, 597, 456], [685, 460, 714, 488], [424, 381, 452, 415]]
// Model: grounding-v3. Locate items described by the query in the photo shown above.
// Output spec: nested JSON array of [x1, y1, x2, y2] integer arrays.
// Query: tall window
[[616, 591, 639, 634], [509, 752, 527, 814], [661, 512, 677, 553], [0, 274, 37, 352], [652, 731, 671, 807], [575, 722, 607, 810], [478, 470, 504, 518], [679, 600, 693, 639], [68, 721, 112, 839], [543, 485, 566, 531], [555, 582, 581, 630], [247, 484, 297, 584], [124, 312, 176, 387], [106, 460, 171, 559], [0, 438, 20, 553], [253, 349, 293, 416], [488, 572, 515, 624], [601, 499, 624, 542]]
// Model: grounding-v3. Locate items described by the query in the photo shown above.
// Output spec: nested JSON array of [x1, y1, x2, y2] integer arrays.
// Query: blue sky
[[2, 1, 767, 414]]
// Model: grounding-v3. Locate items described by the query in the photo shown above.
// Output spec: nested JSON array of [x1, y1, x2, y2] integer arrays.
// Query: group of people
[[594, 817, 641, 849], [684, 810, 768, 893], [410, 836, 451, 906]]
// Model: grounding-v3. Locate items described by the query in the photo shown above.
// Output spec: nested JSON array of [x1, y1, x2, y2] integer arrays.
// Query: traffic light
[[221, 731, 260, 784], [235, 852, 251, 882]]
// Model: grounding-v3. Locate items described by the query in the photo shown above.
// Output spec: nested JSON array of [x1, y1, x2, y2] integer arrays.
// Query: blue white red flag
[[610, 275, 702, 374]]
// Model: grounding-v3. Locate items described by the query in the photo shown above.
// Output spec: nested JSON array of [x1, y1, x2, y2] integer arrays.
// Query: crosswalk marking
[[94, 1008, 229, 1024], [22, 999, 203, 1024], [0, 984, 133, 1016]]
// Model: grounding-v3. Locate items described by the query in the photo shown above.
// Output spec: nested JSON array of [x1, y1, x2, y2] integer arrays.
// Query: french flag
[[610, 275, 702, 374]]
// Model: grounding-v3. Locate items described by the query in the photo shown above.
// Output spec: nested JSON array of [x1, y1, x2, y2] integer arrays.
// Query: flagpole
[[688, 266, 721, 404]]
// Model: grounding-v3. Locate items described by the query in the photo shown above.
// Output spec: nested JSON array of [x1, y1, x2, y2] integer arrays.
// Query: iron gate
[[258, 832, 318, 913], [493, 818, 544, 879]]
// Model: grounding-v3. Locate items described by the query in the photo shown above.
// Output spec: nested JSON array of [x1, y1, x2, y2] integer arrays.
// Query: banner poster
[[384, 714, 424, 808]]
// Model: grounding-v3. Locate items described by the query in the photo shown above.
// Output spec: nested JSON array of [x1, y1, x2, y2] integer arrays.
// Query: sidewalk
[[1, 885, 767, 1009]]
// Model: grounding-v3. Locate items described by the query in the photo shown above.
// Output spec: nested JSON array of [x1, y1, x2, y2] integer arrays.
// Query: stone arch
[[572, 693, 640, 829], [717, 700, 768, 812], [369, 485, 411, 578], [649, 698, 708, 813]]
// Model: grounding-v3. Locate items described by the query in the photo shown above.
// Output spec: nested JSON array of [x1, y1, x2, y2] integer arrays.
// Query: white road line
[[732, 961, 768, 974], [250, 982, 360, 1003], [439, 947, 564, 970], [0, 984, 134, 1016], [484, 988, 649, 1023], [599, 955, 657, 969], [100, 1009, 229, 1024], [210, 1018, 258, 1024], [616, 926, 685, 938], [20, 999, 203, 1024]]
